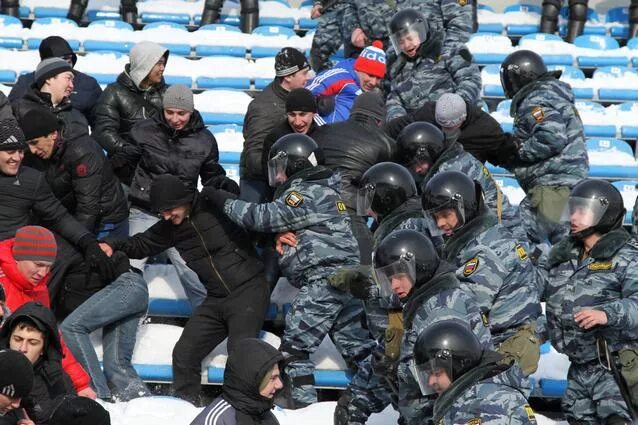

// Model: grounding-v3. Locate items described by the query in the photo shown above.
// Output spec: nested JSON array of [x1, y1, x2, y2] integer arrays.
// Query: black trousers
[[172, 276, 270, 401]]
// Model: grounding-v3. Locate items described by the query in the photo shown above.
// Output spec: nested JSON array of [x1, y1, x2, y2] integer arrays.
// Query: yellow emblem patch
[[285, 191, 304, 208], [531, 106, 544, 122], [336, 200, 347, 213], [588, 261, 613, 271], [482, 165, 491, 177], [516, 244, 529, 261], [457, 0, 468, 6], [524, 404, 536, 421], [466, 418, 483, 425], [463, 257, 479, 277]]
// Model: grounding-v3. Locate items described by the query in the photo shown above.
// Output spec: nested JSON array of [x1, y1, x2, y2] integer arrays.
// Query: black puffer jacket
[[240, 80, 288, 180], [0, 166, 89, 243], [128, 111, 225, 211], [93, 67, 167, 185], [105, 195, 264, 298], [0, 302, 75, 425], [9, 71, 102, 127], [11, 86, 90, 141], [384, 100, 518, 167], [23, 131, 128, 233], [312, 114, 395, 209]]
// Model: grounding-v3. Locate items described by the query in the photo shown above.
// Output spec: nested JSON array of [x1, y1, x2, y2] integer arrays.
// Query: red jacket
[[0, 239, 91, 393]]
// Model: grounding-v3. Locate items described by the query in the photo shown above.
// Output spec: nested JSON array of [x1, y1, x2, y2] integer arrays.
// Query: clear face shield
[[373, 254, 416, 299], [268, 151, 288, 187], [390, 21, 428, 57], [423, 199, 465, 237], [561, 196, 609, 234], [356, 183, 375, 216], [411, 355, 453, 396]]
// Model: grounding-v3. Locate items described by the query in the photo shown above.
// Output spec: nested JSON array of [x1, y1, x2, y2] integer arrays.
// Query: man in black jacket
[[0, 119, 114, 310], [311, 92, 394, 264], [385, 93, 518, 168], [99, 175, 270, 406], [126, 84, 225, 308], [94, 41, 169, 186], [8, 36, 102, 128], [11, 58, 89, 142]]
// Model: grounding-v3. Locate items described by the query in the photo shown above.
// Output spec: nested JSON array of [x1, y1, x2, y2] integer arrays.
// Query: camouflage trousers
[[349, 349, 397, 419], [519, 192, 570, 247], [310, 3, 349, 72], [563, 360, 632, 424], [282, 276, 376, 406]]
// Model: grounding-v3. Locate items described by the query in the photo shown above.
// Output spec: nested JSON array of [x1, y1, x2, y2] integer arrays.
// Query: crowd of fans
[[0, 1, 637, 425]]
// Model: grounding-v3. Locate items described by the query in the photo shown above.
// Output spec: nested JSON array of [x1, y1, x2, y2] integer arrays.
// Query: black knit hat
[[34, 57, 73, 89], [0, 119, 27, 151], [39, 36, 77, 66], [0, 349, 34, 399], [275, 47, 309, 77], [50, 396, 110, 425], [150, 174, 194, 212], [351, 92, 386, 121], [286, 88, 317, 113], [19, 107, 62, 141]]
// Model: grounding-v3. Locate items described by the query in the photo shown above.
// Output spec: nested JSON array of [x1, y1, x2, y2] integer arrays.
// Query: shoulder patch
[[336, 200, 347, 213], [462, 257, 479, 277], [481, 165, 491, 177], [524, 404, 536, 421], [285, 191, 304, 208], [75, 163, 88, 177], [515, 244, 529, 261], [531, 106, 544, 122], [588, 261, 612, 271], [457, 0, 468, 6], [466, 418, 482, 425]]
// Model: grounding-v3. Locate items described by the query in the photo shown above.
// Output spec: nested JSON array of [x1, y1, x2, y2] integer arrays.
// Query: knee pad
[[568, 0, 588, 21], [542, 0, 562, 11]]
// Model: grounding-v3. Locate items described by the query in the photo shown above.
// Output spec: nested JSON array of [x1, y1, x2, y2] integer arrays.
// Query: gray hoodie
[[127, 41, 169, 89]]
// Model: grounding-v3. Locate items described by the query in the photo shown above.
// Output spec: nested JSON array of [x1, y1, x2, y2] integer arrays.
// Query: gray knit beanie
[[35, 58, 72, 89], [435, 93, 467, 128], [162, 84, 194, 112]]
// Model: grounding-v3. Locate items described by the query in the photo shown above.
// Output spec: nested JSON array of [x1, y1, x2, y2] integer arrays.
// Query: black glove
[[317, 95, 336, 116], [209, 174, 240, 195], [371, 350, 398, 378], [328, 266, 376, 300], [201, 186, 237, 210], [78, 234, 116, 283]]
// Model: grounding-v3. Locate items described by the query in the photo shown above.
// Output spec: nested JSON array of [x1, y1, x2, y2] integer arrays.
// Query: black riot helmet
[[267, 133, 324, 187], [422, 171, 483, 235], [357, 162, 418, 218], [389, 9, 429, 56], [563, 179, 626, 239], [500, 50, 547, 99], [412, 320, 482, 395], [396, 122, 446, 172], [373, 229, 440, 298]]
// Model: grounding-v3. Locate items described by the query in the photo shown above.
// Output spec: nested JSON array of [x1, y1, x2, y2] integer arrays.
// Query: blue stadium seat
[[197, 77, 252, 90], [586, 138, 638, 178], [141, 22, 192, 56], [28, 18, 80, 50], [519, 33, 574, 66], [574, 35, 628, 67], [558, 6, 605, 36], [0, 15, 23, 49], [617, 102, 638, 138], [606, 6, 630, 38], [251, 25, 297, 57], [33, 7, 68, 19], [200, 113, 245, 126], [504, 4, 541, 36], [476, 4, 503, 33], [481, 64, 504, 97], [84, 20, 135, 53], [628, 37, 638, 66], [86, 9, 122, 22], [469, 33, 511, 64], [140, 12, 190, 25], [195, 24, 246, 57], [0, 69, 16, 84], [594, 66, 638, 101], [612, 180, 638, 224], [576, 101, 617, 137], [258, 1, 296, 28], [547, 65, 594, 99]]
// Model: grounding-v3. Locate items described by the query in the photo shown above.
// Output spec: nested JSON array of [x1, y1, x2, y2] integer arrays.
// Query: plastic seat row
[[477, 4, 636, 39], [469, 32, 638, 68], [0, 16, 312, 58], [13, 0, 318, 29]]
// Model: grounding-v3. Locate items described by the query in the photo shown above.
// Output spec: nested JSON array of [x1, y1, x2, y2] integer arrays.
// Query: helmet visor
[[500, 65, 516, 99], [356, 184, 376, 216], [561, 196, 610, 233], [373, 255, 416, 299], [268, 151, 288, 187], [390, 21, 427, 57], [423, 199, 465, 237], [411, 355, 453, 396]]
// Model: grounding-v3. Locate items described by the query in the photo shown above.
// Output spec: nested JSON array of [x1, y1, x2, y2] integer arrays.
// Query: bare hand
[[17, 420, 35, 425], [78, 386, 98, 399], [351, 28, 368, 48], [98, 242, 113, 258], [311, 4, 323, 18], [275, 231, 297, 255], [574, 309, 608, 330]]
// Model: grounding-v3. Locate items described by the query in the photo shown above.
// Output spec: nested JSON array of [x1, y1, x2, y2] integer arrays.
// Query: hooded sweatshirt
[[189, 338, 283, 425], [127, 41, 168, 90]]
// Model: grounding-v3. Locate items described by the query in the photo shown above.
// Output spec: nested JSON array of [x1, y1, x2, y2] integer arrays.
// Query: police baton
[[597, 337, 638, 420]]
